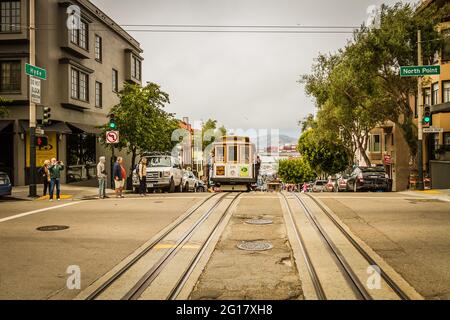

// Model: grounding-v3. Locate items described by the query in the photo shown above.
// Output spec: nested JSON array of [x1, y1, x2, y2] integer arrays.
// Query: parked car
[[0, 172, 12, 197], [182, 170, 200, 192], [324, 176, 338, 192], [346, 166, 390, 192], [337, 174, 350, 192], [132, 153, 183, 193], [196, 180, 207, 192], [312, 180, 327, 192]]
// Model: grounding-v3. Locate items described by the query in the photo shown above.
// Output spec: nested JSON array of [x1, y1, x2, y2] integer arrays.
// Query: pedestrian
[[113, 157, 126, 198], [138, 157, 147, 196], [255, 155, 261, 179], [97, 156, 107, 199], [38, 160, 51, 197], [48, 158, 64, 201]]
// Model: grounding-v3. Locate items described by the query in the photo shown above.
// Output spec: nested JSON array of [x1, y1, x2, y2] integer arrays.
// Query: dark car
[[347, 166, 389, 192], [0, 172, 12, 197]]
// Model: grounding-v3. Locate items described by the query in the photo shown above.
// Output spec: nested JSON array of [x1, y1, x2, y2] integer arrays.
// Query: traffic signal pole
[[28, 0, 37, 197], [416, 29, 424, 191]]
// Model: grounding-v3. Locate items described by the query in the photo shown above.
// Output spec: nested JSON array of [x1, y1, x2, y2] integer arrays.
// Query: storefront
[[0, 120, 14, 184]]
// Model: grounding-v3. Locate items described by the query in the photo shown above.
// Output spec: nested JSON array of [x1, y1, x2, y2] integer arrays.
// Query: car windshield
[[147, 156, 172, 167], [0, 174, 9, 184]]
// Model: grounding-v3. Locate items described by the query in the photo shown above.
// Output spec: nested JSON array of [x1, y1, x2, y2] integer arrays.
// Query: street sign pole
[[28, 0, 37, 197], [416, 29, 424, 191]]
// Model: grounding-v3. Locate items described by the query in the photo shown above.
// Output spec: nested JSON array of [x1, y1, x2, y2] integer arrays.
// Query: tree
[[278, 158, 315, 184], [201, 119, 227, 151], [297, 130, 349, 177], [0, 96, 11, 118], [101, 82, 176, 177]]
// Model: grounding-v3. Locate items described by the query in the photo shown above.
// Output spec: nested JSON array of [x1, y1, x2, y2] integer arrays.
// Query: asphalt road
[[0, 191, 449, 300], [312, 192, 450, 300], [0, 194, 209, 300]]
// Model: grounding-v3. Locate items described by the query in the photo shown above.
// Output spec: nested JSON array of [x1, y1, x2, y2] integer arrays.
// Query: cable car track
[[282, 192, 410, 300], [85, 192, 241, 300]]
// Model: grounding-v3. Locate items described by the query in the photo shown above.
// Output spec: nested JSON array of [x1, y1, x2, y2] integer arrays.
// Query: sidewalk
[[8, 184, 116, 201], [399, 189, 450, 203]]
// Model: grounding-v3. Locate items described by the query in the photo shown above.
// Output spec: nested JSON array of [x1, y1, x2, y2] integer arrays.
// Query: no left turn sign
[[106, 131, 119, 144]]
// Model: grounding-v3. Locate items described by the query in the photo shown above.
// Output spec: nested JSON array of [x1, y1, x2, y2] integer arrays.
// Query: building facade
[[0, 0, 143, 186], [365, 0, 450, 190]]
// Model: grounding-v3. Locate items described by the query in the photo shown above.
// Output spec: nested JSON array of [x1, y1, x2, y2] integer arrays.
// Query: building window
[[95, 35, 102, 62], [71, 68, 89, 102], [444, 132, 450, 146], [95, 81, 102, 108], [112, 69, 118, 92], [443, 81, 450, 103], [0, 60, 21, 92], [424, 88, 431, 106], [0, 1, 20, 33], [432, 83, 439, 105], [442, 29, 450, 62], [131, 55, 141, 80], [370, 134, 381, 152], [70, 20, 88, 50]]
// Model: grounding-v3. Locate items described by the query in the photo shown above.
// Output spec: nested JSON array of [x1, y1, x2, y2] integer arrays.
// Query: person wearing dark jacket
[[113, 157, 126, 198], [48, 158, 64, 201], [38, 160, 51, 196]]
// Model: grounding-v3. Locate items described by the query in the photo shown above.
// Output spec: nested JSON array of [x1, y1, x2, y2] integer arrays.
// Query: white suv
[[133, 154, 183, 193]]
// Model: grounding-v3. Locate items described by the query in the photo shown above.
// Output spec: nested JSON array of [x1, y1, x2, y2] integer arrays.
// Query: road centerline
[[0, 201, 83, 223]]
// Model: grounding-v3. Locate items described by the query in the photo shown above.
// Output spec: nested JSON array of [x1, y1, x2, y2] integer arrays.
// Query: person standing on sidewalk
[[113, 157, 126, 198], [97, 156, 107, 199], [38, 160, 51, 197], [48, 158, 64, 201], [138, 157, 147, 196]]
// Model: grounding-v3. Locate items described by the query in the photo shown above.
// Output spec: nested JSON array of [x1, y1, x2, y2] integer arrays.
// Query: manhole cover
[[36, 225, 70, 232], [237, 241, 273, 251], [154, 201, 163, 203], [245, 219, 273, 225]]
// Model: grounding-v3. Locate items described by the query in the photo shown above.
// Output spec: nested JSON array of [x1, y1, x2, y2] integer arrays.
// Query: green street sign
[[400, 65, 440, 77], [25, 63, 47, 80]]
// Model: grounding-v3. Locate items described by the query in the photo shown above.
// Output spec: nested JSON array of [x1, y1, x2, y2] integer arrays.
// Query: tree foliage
[[201, 118, 227, 151], [297, 130, 350, 177], [278, 157, 315, 184], [0, 96, 11, 118], [101, 82, 177, 172], [301, 2, 449, 167]]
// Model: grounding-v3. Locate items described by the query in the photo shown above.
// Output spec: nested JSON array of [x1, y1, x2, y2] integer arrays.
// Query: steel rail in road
[[167, 193, 242, 300], [291, 192, 372, 300], [280, 193, 327, 300], [304, 193, 410, 300], [85, 192, 220, 300], [122, 192, 240, 300]]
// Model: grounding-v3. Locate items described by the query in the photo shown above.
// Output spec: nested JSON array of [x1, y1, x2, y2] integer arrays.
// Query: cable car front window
[[240, 145, 250, 163], [227, 145, 238, 163]]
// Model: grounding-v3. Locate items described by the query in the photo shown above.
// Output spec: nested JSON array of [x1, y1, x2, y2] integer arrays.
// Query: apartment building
[[0, 0, 143, 186]]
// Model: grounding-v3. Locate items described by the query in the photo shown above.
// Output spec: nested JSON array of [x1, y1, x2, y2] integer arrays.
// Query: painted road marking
[[0, 201, 82, 223]]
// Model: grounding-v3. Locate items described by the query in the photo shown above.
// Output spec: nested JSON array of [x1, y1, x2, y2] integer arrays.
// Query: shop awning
[[18, 120, 72, 134], [67, 122, 102, 135], [0, 120, 13, 132]]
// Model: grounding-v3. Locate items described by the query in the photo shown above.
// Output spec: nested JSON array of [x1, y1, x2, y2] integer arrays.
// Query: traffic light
[[42, 107, 51, 126], [109, 113, 117, 129], [423, 105, 431, 127], [36, 136, 48, 148]]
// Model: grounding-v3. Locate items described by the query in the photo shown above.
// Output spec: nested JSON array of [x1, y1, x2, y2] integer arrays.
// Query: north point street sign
[[423, 127, 443, 133], [400, 65, 440, 77], [25, 63, 47, 80]]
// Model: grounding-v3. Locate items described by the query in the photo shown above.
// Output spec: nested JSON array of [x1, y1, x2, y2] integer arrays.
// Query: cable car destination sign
[[400, 65, 440, 77]]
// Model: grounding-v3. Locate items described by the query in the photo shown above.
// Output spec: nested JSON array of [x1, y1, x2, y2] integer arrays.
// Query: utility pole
[[416, 29, 424, 191], [28, 0, 37, 197]]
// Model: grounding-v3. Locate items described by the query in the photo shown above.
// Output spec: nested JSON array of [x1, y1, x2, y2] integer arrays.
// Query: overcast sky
[[92, 0, 417, 139]]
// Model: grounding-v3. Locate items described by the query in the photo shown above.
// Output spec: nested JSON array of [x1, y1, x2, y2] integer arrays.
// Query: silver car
[[312, 180, 327, 192]]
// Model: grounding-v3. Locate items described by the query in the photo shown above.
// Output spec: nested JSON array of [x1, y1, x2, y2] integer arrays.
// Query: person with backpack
[[137, 157, 147, 196]]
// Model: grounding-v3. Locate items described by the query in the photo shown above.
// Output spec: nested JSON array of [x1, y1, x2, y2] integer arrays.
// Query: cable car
[[210, 136, 257, 191]]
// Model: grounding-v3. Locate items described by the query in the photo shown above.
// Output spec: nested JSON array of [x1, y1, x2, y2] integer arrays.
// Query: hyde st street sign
[[25, 63, 47, 80], [400, 65, 440, 77]]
